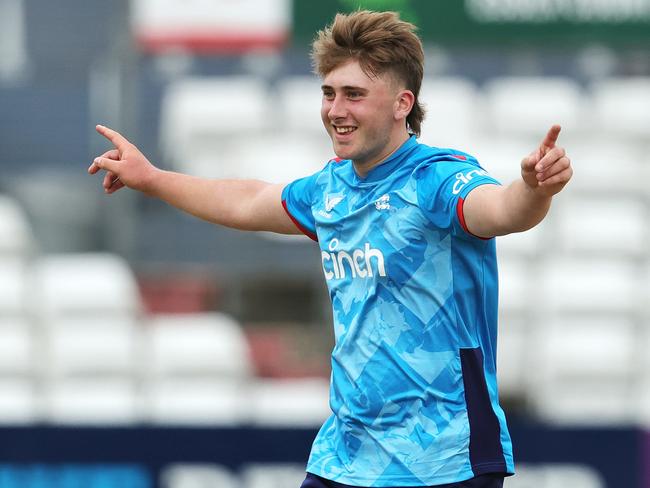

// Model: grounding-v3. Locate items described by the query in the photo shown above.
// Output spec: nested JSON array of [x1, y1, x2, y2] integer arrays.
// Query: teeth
[[335, 126, 356, 134]]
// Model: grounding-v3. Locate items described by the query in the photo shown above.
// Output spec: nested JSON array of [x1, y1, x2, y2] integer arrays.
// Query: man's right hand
[[88, 124, 159, 195]]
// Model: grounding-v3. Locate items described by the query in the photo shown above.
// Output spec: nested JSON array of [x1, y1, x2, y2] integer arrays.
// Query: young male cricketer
[[88, 10, 572, 488]]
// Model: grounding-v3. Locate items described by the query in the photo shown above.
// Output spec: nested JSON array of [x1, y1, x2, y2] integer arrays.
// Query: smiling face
[[320, 59, 414, 175]]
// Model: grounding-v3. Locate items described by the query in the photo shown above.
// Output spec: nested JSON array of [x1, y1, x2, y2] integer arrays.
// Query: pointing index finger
[[541, 124, 562, 150], [96, 124, 130, 149]]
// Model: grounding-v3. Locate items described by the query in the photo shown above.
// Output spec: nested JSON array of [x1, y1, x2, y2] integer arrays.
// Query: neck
[[353, 131, 410, 178]]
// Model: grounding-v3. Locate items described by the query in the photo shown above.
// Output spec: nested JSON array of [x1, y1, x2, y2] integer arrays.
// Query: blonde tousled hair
[[311, 10, 425, 136]]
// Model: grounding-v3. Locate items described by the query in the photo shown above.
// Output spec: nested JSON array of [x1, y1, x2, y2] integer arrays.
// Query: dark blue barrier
[[0, 424, 643, 487], [508, 421, 641, 488]]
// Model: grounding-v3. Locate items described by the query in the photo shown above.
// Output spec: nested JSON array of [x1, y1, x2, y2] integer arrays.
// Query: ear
[[394, 90, 415, 122]]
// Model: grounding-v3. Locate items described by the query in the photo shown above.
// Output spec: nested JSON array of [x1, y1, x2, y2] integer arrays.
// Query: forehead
[[322, 59, 392, 90]]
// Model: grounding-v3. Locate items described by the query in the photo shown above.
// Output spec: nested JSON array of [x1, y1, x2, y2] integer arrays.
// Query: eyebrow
[[321, 84, 369, 93]]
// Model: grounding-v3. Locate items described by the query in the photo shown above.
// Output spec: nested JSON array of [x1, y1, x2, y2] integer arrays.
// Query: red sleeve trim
[[456, 197, 490, 241], [282, 200, 318, 242]]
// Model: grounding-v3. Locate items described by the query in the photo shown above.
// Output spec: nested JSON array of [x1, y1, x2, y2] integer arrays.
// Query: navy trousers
[[300, 473, 505, 488]]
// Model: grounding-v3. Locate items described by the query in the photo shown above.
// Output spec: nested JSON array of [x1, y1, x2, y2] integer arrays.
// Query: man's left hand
[[521, 124, 573, 197]]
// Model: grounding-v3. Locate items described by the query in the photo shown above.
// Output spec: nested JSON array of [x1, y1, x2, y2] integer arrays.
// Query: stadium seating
[[482, 76, 585, 138], [276, 75, 326, 134], [27, 253, 144, 424], [159, 75, 270, 174], [496, 257, 530, 314], [0, 194, 35, 261], [184, 131, 331, 182], [528, 314, 640, 425], [6, 72, 650, 430], [145, 378, 247, 425], [589, 76, 650, 140], [248, 377, 331, 426], [496, 314, 530, 400], [30, 252, 142, 320], [467, 137, 533, 185], [540, 257, 641, 313], [142, 312, 254, 424], [43, 378, 140, 425], [417, 77, 482, 149], [555, 195, 647, 258], [42, 318, 141, 381], [0, 324, 34, 378], [567, 139, 647, 196], [0, 379, 39, 424], [0, 196, 38, 424], [144, 312, 254, 379], [0, 259, 30, 324]]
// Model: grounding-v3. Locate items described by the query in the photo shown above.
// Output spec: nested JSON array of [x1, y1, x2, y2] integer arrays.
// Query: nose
[[326, 94, 346, 121]]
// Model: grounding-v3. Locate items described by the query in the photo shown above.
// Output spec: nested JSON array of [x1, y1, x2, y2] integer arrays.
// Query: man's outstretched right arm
[[87, 124, 301, 235]]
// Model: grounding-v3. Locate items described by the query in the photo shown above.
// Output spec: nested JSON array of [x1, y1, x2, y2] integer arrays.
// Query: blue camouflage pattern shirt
[[281, 135, 514, 487]]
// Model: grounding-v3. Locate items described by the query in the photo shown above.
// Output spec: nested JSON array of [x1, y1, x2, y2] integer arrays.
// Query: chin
[[331, 142, 357, 161], [334, 150, 356, 162]]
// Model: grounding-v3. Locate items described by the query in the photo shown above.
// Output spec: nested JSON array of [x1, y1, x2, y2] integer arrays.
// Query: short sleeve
[[281, 173, 320, 241], [416, 153, 500, 238]]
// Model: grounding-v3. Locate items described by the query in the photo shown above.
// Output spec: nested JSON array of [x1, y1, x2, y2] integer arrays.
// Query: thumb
[[90, 156, 121, 174], [522, 149, 540, 171]]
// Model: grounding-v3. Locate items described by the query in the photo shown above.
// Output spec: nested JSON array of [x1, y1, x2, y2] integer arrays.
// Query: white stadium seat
[[529, 314, 640, 425], [0, 259, 29, 317], [590, 77, 650, 139], [182, 132, 331, 181], [468, 137, 533, 185], [0, 379, 39, 424], [496, 315, 531, 398], [43, 319, 140, 380], [496, 219, 547, 258], [145, 312, 254, 380], [31, 252, 142, 319], [555, 196, 647, 257], [483, 76, 584, 138], [0, 325, 34, 376], [496, 257, 530, 313], [145, 378, 247, 425], [418, 77, 482, 148], [567, 139, 647, 195], [540, 257, 641, 313], [160, 75, 270, 169], [0, 194, 34, 259], [249, 378, 331, 427], [231, 133, 331, 182], [43, 378, 140, 425], [277, 75, 326, 133]]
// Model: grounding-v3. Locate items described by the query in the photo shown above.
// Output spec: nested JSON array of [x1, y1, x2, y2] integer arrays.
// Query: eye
[[322, 90, 335, 101], [347, 91, 362, 99]]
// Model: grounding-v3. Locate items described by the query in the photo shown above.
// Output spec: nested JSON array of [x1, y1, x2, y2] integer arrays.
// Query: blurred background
[[1, 0, 650, 487]]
